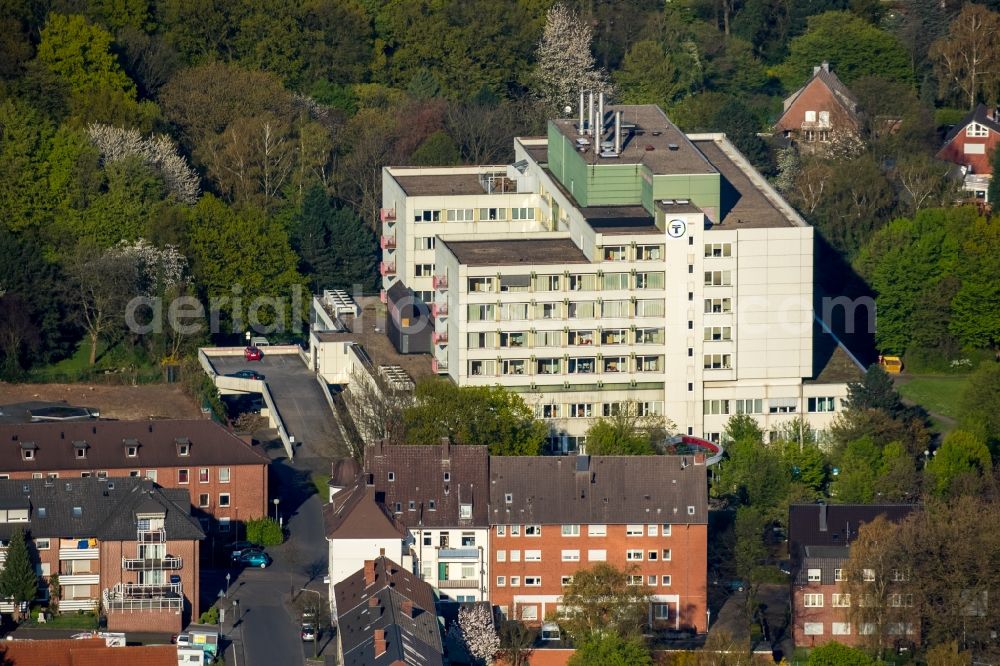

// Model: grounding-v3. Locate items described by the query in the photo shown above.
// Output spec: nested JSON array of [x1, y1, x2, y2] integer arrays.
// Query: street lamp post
[[225, 572, 231, 598], [300, 588, 323, 659], [273, 498, 280, 521]]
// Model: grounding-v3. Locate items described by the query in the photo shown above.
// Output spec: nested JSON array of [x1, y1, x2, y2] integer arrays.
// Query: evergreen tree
[[845, 364, 904, 415], [0, 528, 38, 608], [328, 205, 376, 292], [990, 147, 1000, 205], [294, 185, 337, 290]]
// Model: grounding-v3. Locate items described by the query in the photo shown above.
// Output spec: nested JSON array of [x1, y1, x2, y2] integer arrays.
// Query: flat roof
[[693, 139, 797, 228], [440, 238, 590, 267], [581, 205, 659, 234], [392, 173, 487, 196], [550, 104, 716, 175]]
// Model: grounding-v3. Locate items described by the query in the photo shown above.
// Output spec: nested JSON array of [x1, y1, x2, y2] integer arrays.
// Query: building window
[[388, 472, 395, 482], [626, 575, 644, 586], [459, 504, 473, 519], [126, 446, 138, 457], [803, 593, 824, 607], [497, 525, 506, 536], [145, 470, 157, 482], [704, 270, 732, 286], [512, 207, 535, 220], [219, 468, 231, 483], [561, 575, 574, 586], [510, 576, 520, 587], [423, 533, 433, 547], [199, 494, 210, 508], [704, 354, 732, 370], [520, 606, 537, 621], [414, 236, 436, 250], [413, 209, 441, 223], [562, 550, 580, 562], [496, 550, 506, 562], [35, 538, 50, 550], [178, 469, 189, 484], [510, 525, 520, 536], [662, 548, 671, 561], [733, 399, 763, 414], [561, 524, 580, 537], [704, 298, 732, 313], [834, 568, 844, 582], [525, 576, 541, 587], [219, 518, 231, 533], [603, 246, 626, 262], [588, 550, 606, 562], [832, 623, 851, 636], [408, 501, 416, 511], [525, 550, 541, 562], [219, 494, 230, 507], [804, 110, 817, 123], [446, 208, 474, 222], [654, 604, 671, 620], [199, 468, 209, 483], [647, 575, 657, 586], [21, 449, 34, 461], [524, 525, 541, 537], [510, 550, 520, 562], [808, 397, 836, 413], [769, 398, 797, 413], [704, 243, 732, 258], [967, 122, 989, 138], [832, 594, 851, 607], [626, 550, 643, 561], [863, 568, 875, 582], [704, 326, 732, 341], [496, 576, 506, 587], [661, 575, 671, 586], [807, 568, 821, 582], [569, 403, 593, 418], [479, 207, 507, 221], [634, 272, 664, 290], [703, 400, 731, 416], [626, 525, 643, 536], [804, 622, 823, 636], [889, 593, 914, 607], [588, 525, 606, 537], [129, 470, 140, 477], [648, 550, 658, 561]]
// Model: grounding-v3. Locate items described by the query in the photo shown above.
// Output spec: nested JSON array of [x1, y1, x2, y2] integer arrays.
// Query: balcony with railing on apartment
[[137, 528, 166, 543], [380, 208, 396, 223], [437, 578, 480, 589], [380, 234, 396, 250], [431, 302, 448, 318], [432, 331, 448, 345], [103, 582, 183, 612], [379, 261, 396, 277], [59, 538, 99, 560], [59, 562, 99, 585], [438, 548, 479, 560], [122, 555, 183, 571], [431, 357, 448, 374], [432, 274, 448, 290]]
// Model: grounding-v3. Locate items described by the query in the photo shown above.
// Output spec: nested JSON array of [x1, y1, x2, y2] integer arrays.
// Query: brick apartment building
[[0, 477, 204, 633], [333, 555, 444, 666], [365, 440, 491, 601], [489, 454, 708, 631], [789, 503, 917, 647], [0, 420, 269, 540]]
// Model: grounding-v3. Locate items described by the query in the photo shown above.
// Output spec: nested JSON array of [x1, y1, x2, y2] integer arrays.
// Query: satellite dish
[[564, 105, 572, 114]]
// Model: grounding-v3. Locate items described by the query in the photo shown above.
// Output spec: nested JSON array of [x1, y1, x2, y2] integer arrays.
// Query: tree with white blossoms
[[447, 604, 500, 665], [86, 124, 200, 204], [533, 3, 611, 115]]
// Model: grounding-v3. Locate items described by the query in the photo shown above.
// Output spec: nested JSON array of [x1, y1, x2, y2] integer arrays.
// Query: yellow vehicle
[[879, 355, 903, 374]]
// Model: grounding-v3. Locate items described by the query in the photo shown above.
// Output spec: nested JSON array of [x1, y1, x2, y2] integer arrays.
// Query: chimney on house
[[364, 560, 376, 587], [819, 503, 828, 532], [821, 60, 829, 72], [440, 436, 450, 460], [401, 599, 414, 617], [813, 65, 820, 75], [374, 629, 387, 658], [368, 596, 379, 608], [379, 547, 386, 557], [374, 438, 385, 457], [694, 453, 706, 465]]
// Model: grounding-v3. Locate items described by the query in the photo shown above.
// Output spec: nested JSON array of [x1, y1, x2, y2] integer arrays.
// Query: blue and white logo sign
[[667, 219, 687, 239]]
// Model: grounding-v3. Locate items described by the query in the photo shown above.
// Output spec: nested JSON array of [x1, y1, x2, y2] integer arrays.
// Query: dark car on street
[[227, 369, 265, 381]]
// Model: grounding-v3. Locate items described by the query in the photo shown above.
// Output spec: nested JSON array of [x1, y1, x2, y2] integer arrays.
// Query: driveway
[[210, 352, 350, 461]]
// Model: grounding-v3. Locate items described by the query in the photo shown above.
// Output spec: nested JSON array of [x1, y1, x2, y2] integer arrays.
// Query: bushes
[[246, 517, 283, 546]]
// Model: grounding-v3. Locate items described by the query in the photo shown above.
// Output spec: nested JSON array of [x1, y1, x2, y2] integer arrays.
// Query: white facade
[[411, 527, 490, 602], [379, 106, 861, 448], [326, 536, 413, 603]]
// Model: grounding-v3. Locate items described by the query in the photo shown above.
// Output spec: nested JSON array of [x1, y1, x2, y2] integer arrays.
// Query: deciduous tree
[[446, 604, 500, 665], [568, 633, 652, 666], [559, 563, 650, 638], [930, 4, 1000, 109], [533, 3, 610, 115]]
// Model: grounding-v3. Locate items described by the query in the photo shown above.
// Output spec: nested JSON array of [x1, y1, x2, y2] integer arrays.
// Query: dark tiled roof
[[0, 420, 269, 471], [798, 545, 851, 585], [334, 556, 443, 666], [0, 477, 204, 541], [489, 455, 708, 525], [942, 104, 1000, 143], [779, 67, 860, 125], [324, 480, 408, 540], [788, 503, 916, 570], [365, 441, 489, 528], [330, 458, 362, 488], [806, 319, 866, 384]]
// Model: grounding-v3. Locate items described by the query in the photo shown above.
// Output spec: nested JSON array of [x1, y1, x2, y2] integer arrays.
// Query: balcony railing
[[437, 579, 480, 589], [137, 529, 165, 543], [432, 274, 448, 290], [122, 555, 183, 571], [380, 235, 396, 250], [380, 208, 396, 222], [431, 358, 448, 373], [438, 548, 479, 560], [432, 331, 448, 345], [431, 303, 448, 318], [379, 261, 396, 277], [59, 547, 99, 560], [103, 582, 183, 612]]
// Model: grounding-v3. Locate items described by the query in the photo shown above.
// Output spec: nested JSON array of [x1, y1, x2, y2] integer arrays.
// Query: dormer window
[[124, 438, 139, 458], [459, 503, 473, 520], [175, 437, 191, 457], [505, 493, 513, 504], [408, 501, 416, 511], [19, 442, 37, 461], [443, 472, 450, 482], [428, 500, 436, 511], [388, 472, 395, 482], [967, 122, 989, 138], [73, 441, 88, 459]]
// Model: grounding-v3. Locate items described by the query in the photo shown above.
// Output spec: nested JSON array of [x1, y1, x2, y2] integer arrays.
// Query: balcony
[[137, 529, 165, 543], [432, 274, 448, 290], [59, 547, 99, 560], [380, 208, 397, 223], [437, 579, 480, 589], [59, 573, 100, 585], [379, 261, 396, 277], [431, 302, 448, 318], [103, 582, 183, 612], [431, 358, 448, 374], [438, 548, 479, 560], [380, 235, 396, 250], [122, 555, 183, 571], [432, 331, 448, 345]]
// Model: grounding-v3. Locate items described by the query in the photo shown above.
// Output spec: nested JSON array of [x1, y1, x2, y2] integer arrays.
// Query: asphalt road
[[224, 457, 332, 666], [210, 352, 350, 461]]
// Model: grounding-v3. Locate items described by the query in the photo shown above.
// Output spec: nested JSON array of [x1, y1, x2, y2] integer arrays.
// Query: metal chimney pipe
[[598, 92, 605, 138], [588, 91, 594, 135], [614, 111, 622, 154], [578, 91, 585, 133]]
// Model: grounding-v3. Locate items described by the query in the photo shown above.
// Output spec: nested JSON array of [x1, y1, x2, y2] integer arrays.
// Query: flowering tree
[[447, 604, 500, 665], [87, 124, 200, 204], [533, 3, 611, 115]]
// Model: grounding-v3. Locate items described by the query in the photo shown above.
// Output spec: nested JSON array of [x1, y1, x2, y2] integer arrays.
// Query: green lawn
[[311, 472, 331, 499], [30, 610, 99, 629], [897, 374, 970, 422]]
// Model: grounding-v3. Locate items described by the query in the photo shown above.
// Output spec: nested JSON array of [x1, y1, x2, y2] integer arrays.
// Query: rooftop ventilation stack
[[598, 92, 605, 138], [578, 91, 585, 134], [588, 91, 594, 136], [614, 111, 622, 154]]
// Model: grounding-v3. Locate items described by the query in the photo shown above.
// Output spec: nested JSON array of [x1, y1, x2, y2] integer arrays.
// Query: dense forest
[[1, 0, 999, 380]]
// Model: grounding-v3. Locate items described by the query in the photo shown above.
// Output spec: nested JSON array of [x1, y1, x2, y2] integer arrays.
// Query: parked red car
[[244, 346, 263, 361]]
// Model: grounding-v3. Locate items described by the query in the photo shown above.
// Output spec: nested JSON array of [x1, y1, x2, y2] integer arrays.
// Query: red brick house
[[0, 477, 204, 633], [789, 503, 917, 648], [0, 421, 269, 541], [0, 638, 179, 666], [774, 62, 861, 152], [936, 104, 1000, 201], [488, 454, 708, 632]]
